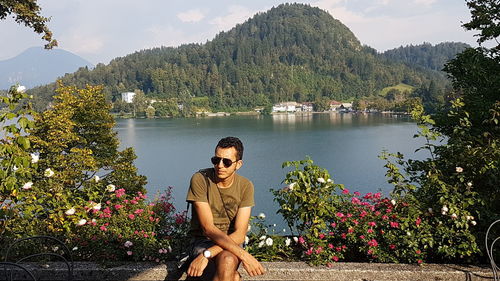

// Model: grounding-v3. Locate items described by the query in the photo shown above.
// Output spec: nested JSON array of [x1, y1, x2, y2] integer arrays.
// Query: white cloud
[[59, 32, 104, 54], [414, 0, 437, 6], [177, 9, 206, 23], [209, 5, 256, 32]]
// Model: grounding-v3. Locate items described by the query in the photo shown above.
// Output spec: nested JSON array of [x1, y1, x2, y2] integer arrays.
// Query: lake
[[114, 113, 430, 228]]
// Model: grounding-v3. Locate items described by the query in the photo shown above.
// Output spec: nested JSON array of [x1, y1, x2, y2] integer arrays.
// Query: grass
[[379, 83, 415, 97]]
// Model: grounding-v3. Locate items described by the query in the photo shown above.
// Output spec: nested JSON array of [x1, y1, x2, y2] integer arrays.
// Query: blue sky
[[1, 0, 480, 64]]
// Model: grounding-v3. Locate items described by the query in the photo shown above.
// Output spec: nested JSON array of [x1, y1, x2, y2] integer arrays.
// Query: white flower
[[93, 175, 100, 182], [284, 182, 296, 191], [285, 237, 291, 246], [258, 213, 266, 219], [16, 85, 26, 93], [106, 184, 116, 192], [456, 167, 463, 173], [467, 182, 473, 187], [91, 219, 97, 223], [22, 181, 33, 190], [12, 165, 19, 172], [259, 235, 267, 241], [76, 219, 87, 226], [245, 236, 249, 245], [127, 251, 133, 256], [72, 247, 78, 251], [258, 241, 265, 248], [293, 237, 299, 243], [167, 246, 172, 253], [390, 199, 396, 206], [31, 153, 39, 163], [317, 177, 326, 183], [471, 220, 477, 226], [92, 203, 101, 211], [65, 208, 76, 215], [428, 208, 433, 214], [265, 237, 273, 246], [247, 224, 251, 232], [451, 213, 458, 219], [44, 168, 54, 177], [124, 241, 133, 248], [407, 231, 412, 236], [327, 179, 333, 183], [441, 205, 449, 214]]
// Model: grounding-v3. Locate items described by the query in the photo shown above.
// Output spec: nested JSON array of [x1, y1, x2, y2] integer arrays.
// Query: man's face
[[213, 146, 242, 181]]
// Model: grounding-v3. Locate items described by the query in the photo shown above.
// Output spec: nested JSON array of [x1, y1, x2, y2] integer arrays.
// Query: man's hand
[[187, 254, 209, 277], [240, 251, 265, 276]]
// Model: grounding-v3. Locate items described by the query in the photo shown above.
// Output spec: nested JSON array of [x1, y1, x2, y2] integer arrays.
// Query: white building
[[121, 92, 135, 103], [272, 102, 301, 113]]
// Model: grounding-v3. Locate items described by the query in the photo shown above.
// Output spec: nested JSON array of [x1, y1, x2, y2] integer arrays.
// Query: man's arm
[[187, 202, 264, 277]]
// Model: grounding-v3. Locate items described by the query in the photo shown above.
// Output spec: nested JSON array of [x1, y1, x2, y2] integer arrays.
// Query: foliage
[[0, 0, 57, 48]]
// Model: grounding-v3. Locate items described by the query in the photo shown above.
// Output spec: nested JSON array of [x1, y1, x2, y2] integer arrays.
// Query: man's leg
[[213, 250, 241, 281]]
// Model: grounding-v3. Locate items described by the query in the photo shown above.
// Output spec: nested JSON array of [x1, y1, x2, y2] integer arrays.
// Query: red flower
[[416, 250, 421, 254], [389, 244, 396, 250], [319, 233, 325, 239], [367, 228, 374, 233], [415, 217, 422, 226], [128, 214, 135, 220], [390, 221, 399, 228], [332, 256, 339, 262]]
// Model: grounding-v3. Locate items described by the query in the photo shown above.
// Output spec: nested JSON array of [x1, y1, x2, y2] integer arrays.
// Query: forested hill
[[381, 42, 470, 71], [30, 3, 462, 111]]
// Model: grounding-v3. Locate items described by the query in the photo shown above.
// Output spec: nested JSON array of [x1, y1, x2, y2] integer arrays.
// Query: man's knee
[[216, 250, 239, 270]]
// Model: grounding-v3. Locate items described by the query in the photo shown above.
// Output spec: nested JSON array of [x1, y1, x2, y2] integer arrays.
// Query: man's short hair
[[216, 137, 244, 160]]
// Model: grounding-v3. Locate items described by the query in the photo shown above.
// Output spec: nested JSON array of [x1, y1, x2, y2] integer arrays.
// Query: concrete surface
[[1, 261, 494, 281]]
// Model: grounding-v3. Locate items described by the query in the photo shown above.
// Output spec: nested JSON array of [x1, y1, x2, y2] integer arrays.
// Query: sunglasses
[[211, 156, 238, 168]]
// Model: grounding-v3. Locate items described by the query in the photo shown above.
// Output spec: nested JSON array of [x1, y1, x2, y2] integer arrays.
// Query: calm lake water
[[114, 113, 430, 228]]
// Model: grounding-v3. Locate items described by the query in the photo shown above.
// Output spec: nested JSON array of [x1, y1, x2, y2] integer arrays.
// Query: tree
[[132, 89, 147, 117], [313, 96, 330, 112], [0, 0, 57, 48]]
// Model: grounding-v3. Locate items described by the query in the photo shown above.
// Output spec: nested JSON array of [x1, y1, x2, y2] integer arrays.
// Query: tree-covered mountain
[[28, 3, 464, 112], [380, 42, 470, 71], [0, 47, 93, 90]]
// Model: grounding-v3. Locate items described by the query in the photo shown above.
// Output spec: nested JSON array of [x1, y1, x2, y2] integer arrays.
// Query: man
[[186, 136, 265, 281]]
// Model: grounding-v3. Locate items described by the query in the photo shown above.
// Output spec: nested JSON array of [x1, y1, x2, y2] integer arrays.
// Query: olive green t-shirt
[[186, 168, 254, 237]]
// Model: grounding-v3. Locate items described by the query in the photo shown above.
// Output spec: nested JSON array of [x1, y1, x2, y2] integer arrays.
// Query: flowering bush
[[245, 215, 302, 261]]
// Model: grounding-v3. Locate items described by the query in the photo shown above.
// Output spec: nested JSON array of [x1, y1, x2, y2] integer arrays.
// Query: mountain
[[381, 42, 470, 71], [0, 47, 94, 90], [28, 3, 464, 111]]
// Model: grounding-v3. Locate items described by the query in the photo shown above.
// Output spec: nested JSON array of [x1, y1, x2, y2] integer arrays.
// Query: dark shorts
[[188, 237, 216, 258]]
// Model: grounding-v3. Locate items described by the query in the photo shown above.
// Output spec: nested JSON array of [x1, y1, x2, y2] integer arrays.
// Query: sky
[[0, 0, 481, 65]]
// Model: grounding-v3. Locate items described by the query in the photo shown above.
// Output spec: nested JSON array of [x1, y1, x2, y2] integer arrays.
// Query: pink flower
[[114, 204, 123, 210], [367, 228, 374, 233], [100, 225, 107, 231], [351, 197, 361, 204], [363, 193, 373, 199], [134, 209, 144, 215], [348, 228, 354, 233], [390, 221, 399, 228], [341, 233, 347, 239], [367, 249, 373, 255], [346, 213, 353, 218], [359, 211, 367, 218], [149, 216, 155, 222], [382, 215, 389, 220], [331, 222, 337, 228], [389, 244, 396, 250], [359, 235, 365, 239], [328, 244, 334, 249], [319, 233, 325, 239], [415, 217, 422, 226], [298, 237, 305, 244], [416, 250, 421, 254], [315, 247, 323, 254], [367, 239, 378, 247], [336, 212, 344, 218], [373, 193, 381, 199], [368, 221, 376, 227], [130, 200, 138, 205], [127, 251, 133, 256], [336, 246, 342, 251], [115, 188, 126, 198], [128, 214, 135, 220], [332, 256, 339, 262], [417, 259, 423, 264], [342, 189, 350, 194], [305, 248, 313, 256], [352, 219, 359, 225], [374, 211, 381, 216], [353, 191, 361, 196]]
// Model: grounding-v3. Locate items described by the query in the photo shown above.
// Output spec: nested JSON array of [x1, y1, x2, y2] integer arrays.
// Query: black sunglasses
[[211, 156, 238, 168]]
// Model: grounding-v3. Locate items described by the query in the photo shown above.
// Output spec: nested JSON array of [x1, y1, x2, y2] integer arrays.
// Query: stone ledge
[[2, 261, 493, 281]]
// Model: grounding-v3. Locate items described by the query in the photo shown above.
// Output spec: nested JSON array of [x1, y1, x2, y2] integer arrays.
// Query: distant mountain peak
[[0, 47, 94, 90]]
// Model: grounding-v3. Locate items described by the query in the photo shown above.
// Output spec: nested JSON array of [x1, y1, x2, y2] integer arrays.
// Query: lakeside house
[[272, 101, 302, 113], [271, 100, 353, 113], [121, 92, 135, 103]]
